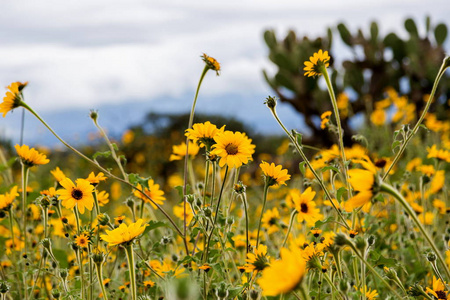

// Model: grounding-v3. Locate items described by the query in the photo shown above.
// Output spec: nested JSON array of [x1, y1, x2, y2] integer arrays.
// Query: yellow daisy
[[291, 187, 323, 226], [133, 179, 166, 209], [86, 172, 107, 185], [169, 141, 200, 161], [0, 81, 27, 117], [244, 244, 270, 273], [261, 207, 281, 235], [97, 191, 109, 207], [0, 186, 19, 210], [15, 144, 50, 167], [344, 169, 375, 212], [260, 161, 291, 187], [50, 167, 67, 182], [100, 219, 147, 246], [320, 111, 332, 129], [303, 50, 330, 77], [211, 131, 255, 168], [75, 233, 90, 248], [185, 121, 225, 149], [57, 178, 95, 214], [257, 247, 306, 296], [201, 53, 221, 75], [359, 285, 379, 300]]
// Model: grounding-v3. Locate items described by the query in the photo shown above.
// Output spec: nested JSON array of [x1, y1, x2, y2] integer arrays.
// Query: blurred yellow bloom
[[15, 144, 50, 167], [320, 111, 332, 129], [134, 179, 166, 209], [344, 169, 375, 212], [51, 167, 67, 182], [169, 141, 199, 161], [0, 81, 27, 117], [0, 186, 18, 210], [370, 109, 386, 126], [257, 247, 306, 296], [100, 219, 147, 246]]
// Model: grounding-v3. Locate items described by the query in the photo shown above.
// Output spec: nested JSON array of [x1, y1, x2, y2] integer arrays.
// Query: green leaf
[[53, 249, 69, 268], [143, 220, 169, 235], [336, 187, 347, 202], [93, 150, 111, 160], [369, 251, 398, 268], [321, 166, 340, 173], [128, 173, 152, 189], [314, 216, 334, 227], [111, 143, 119, 151], [0, 157, 16, 172], [299, 162, 307, 176], [434, 23, 448, 46]]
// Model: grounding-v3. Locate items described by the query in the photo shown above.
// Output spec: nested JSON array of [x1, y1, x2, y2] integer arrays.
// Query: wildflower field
[[1, 24, 450, 300]]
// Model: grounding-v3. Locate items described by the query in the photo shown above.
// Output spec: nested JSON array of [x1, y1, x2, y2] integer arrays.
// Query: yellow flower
[[169, 141, 200, 161], [100, 219, 147, 246], [303, 50, 330, 77], [257, 247, 306, 296], [15, 144, 50, 167], [75, 233, 90, 248], [337, 92, 349, 118], [211, 131, 255, 168], [344, 169, 375, 212], [57, 178, 95, 214], [201, 53, 221, 75], [370, 109, 386, 126], [320, 111, 332, 129], [97, 191, 110, 207], [0, 186, 19, 210], [86, 172, 107, 185], [261, 207, 281, 235], [122, 130, 135, 145], [0, 81, 27, 117], [426, 276, 448, 299], [358, 285, 379, 300], [133, 179, 166, 209], [244, 244, 270, 273], [173, 203, 194, 224], [185, 121, 225, 149], [50, 167, 67, 182], [427, 145, 450, 162], [260, 161, 291, 187], [143, 280, 155, 288], [291, 187, 323, 226]]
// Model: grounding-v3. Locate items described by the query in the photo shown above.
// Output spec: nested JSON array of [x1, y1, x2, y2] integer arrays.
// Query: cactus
[[263, 16, 449, 146]]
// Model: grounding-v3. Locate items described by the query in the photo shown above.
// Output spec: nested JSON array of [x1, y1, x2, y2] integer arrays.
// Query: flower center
[[436, 291, 447, 299], [72, 189, 83, 200], [225, 143, 238, 155], [300, 203, 309, 213]]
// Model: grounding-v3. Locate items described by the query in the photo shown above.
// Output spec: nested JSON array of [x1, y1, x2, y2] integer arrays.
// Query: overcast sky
[[0, 0, 449, 143]]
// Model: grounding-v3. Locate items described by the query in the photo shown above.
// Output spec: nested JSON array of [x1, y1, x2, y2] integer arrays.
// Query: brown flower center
[[300, 203, 309, 213], [225, 143, 239, 155], [72, 189, 83, 200]]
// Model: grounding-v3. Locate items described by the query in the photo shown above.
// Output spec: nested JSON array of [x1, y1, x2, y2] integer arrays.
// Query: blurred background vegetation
[[0, 16, 449, 188]]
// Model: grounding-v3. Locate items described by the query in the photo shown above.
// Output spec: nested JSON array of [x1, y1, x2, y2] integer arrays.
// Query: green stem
[[281, 210, 298, 248], [382, 57, 450, 180], [381, 182, 450, 280], [95, 262, 109, 300], [256, 182, 269, 248], [21, 164, 29, 255], [125, 244, 137, 300], [267, 104, 350, 230], [348, 240, 405, 299], [93, 118, 128, 182], [183, 65, 210, 245], [203, 166, 229, 263], [240, 193, 250, 254], [321, 67, 352, 200]]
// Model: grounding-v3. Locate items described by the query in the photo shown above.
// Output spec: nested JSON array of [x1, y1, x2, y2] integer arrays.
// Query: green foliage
[[263, 16, 449, 146]]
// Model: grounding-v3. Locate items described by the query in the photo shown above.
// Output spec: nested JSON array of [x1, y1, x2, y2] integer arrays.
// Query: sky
[[0, 0, 449, 145]]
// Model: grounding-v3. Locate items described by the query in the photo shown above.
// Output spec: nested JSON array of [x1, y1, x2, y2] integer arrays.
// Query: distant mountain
[[0, 93, 305, 147]]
